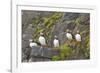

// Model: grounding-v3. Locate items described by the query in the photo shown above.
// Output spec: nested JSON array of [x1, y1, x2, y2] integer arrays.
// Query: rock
[[30, 46, 60, 59], [63, 13, 79, 20]]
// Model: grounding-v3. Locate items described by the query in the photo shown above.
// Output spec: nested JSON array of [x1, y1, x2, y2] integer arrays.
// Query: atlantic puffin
[[38, 32, 47, 47], [66, 29, 73, 40], [75, 31, 81, 42], [29, 39, 37, 48], [53, 35, 60, 47], [75, 31, 82, 54]]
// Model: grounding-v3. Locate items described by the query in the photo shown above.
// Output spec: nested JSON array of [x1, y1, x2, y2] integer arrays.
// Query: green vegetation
[[52, 56, 61, 61], [74, 18, 81, 25], [84, 34, 90, 58], [52, 44, 73, 61], [60, 44, 72, 59]]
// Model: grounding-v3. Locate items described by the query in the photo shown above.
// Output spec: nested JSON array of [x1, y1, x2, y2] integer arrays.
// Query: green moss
[[47, 20, 54, 28], [52, 56, 61, 61], [51, 43, 73, 61], [84, 34, 90, 58], [74, 18, 81, 25], [43, 18, 50, 26], [56, 44, 73, 60], [60, 53, 65, 60], [51, 13, 62, 20], [86, 35, 90, 48]]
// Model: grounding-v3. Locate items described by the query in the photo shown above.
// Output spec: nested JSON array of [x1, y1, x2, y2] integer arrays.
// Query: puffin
[[53, 35, 60, 47], [65, 29, 74, 46], [29, 39, 37, 48], [66, 29, 73, 40], [29, 39, 38, 62], [38, 32, 47, 47], [75, 31, 82, 54], [75, 31, 81, 42]]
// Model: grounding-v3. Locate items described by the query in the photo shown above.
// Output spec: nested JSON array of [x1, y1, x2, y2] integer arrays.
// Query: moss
[[74, 18, 81, 25], [51, 43, 73, 61], [47, 20, 54, 28], [60, 53, 65, 60], [51, 13, 62, 20], [43, 18, 50, 26], [52, 56, 61, 61], [86, 35, 90, 48], [84, 34, 90, 58], [57, 44, 73, 60]]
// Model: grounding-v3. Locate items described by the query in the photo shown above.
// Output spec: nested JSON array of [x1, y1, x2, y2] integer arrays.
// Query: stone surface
[[30, 46, 60, 59]]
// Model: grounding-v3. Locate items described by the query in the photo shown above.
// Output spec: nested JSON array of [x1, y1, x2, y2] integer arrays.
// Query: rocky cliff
[[22, 10, 90, 62]]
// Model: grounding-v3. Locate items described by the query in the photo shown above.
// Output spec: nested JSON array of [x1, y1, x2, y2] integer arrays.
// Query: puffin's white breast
[[66, 33, 73, 40], [30, 42, 37, 47], [75, 34, 81, 42], [53, 39, 59, 47], [39, 36, 46, 45]]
